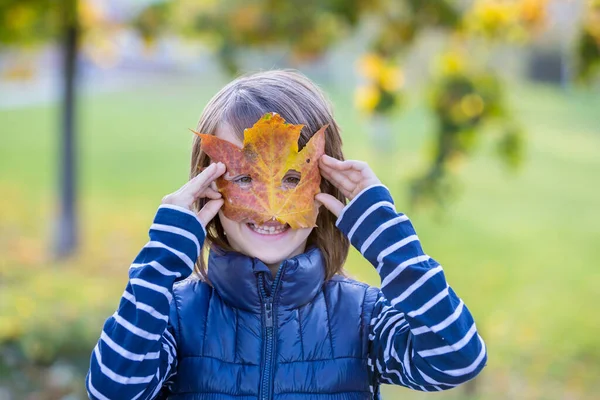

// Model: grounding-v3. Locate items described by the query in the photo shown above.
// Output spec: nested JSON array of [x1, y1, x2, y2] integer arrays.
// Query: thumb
[[197, 199, 224, 228], [315, 193, 345, 218]]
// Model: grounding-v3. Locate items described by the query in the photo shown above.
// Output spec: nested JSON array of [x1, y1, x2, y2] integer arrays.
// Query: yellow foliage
[[519, 0, 547, 29], [231, 4, 263, 33], [357, 53, 385, 81], [450, 103, 469, 124], [358, 54, 404, 91], [380, 65, 404, 92], [78, 0, 106, 28], [354, 84, 381, 113], [466, 0, 548, 39], [585, 1, 600, 42], [473, 0, 518, 31], [0, 316, 22, 341], [356, 53, 404, 102], [5, 4, 36, 31], [461, 93, 485, 118], [439, 51, 465, 75]]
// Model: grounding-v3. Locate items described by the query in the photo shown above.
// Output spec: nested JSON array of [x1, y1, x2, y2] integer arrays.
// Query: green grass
[[1, 75, 599, 399]]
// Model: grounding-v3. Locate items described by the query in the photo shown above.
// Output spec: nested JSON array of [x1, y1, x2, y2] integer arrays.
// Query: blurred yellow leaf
[[5, 4, 36, 31], [450, 103, 468, 124], [439, 51, 465, 75], [380, 65, 404, 92], [357, 53, 384, 80], [446, 152, 466, 173], [0, 316, 22, 341], [78, 0, 105, 28], [231, 4, 263, 33], [461, 93, 485, 118], [354, 84, 381, 113], [519, 0, 548, 31]]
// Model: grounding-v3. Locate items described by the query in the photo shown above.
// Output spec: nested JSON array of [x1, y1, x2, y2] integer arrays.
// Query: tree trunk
[[53, 0, 79, 258]]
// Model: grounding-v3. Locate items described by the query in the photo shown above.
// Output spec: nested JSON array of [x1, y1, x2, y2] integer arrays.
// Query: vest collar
[[207, 246, 326, 312]]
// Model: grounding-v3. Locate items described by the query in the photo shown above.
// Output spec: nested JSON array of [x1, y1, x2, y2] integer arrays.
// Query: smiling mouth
[[246, 222, 290, 235]]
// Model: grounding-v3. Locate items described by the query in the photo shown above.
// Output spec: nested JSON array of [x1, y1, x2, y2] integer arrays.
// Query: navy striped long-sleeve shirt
[[86, 204, 204, 399], [336, 185, 487, 392], [87, 185, 487, 399]]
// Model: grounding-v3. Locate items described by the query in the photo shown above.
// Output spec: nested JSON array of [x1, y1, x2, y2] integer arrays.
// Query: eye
[[282, 170, 301, 189], [231, 174, 252, 188]]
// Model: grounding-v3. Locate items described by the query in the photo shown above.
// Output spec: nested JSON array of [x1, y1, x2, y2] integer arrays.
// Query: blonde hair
[[190, 70, 349, 281]]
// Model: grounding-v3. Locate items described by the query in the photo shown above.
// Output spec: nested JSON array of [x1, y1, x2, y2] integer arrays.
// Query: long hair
[[190, 70, 349, 281]]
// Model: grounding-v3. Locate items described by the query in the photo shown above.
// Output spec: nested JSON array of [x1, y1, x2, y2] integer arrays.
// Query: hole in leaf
[[226, 173, 253, 189], [282, 170, 301, 189]]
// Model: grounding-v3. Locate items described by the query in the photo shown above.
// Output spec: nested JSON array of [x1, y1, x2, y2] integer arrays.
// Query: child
[[86, 70, 487, 400]]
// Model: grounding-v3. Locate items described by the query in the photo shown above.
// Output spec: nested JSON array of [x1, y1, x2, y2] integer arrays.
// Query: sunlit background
[[1, 0, 599, 399]]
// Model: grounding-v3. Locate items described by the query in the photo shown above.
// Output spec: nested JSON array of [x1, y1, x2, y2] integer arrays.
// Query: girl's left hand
[[316, 154, 381, 218]]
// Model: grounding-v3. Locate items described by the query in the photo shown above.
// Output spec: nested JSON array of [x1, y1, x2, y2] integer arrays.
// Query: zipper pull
[[264, 300, 273, 328]]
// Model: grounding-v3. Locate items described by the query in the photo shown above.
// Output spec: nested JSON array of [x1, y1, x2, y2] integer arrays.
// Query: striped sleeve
[[336, 185, 487, 392], [86, 204, 205, 400]]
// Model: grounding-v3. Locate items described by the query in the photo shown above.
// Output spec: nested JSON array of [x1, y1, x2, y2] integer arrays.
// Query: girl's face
[[214, 124, 314, 268]]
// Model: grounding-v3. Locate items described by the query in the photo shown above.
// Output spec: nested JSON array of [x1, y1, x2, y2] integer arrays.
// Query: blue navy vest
[[164, 246, 380, 399]]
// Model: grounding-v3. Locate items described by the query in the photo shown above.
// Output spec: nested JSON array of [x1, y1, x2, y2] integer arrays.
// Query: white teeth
[[248, 223, 288, 235]]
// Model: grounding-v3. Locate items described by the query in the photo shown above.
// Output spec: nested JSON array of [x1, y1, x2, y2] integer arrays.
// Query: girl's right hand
[[161, 162, 226, 228]]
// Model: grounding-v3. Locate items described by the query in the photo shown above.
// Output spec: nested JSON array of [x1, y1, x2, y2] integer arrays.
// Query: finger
[[186, 162, 226, 195], [321, 156, 381, 188], [202, 187, 222, 200], [321, 157, 373, 184], [320, 169, 352, 199], [320, 155, 367, 171], [176, 165, 217, 197], [319, 161, 363, 184], [320, 158, 365, 183], [197, 198, 224, 227], [315, 193, 345, 218], [319, 164, 356, 194], [314, 197, 323, 210]]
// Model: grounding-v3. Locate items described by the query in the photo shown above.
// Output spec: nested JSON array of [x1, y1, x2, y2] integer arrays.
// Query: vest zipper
[[258, 264, 284, 400]]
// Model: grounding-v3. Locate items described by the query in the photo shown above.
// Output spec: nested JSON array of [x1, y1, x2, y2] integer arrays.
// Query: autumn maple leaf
[[193, 113, 327, 229]]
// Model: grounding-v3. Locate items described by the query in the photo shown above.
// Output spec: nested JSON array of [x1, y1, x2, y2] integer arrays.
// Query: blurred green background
[[1, 0, 600, 399]]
